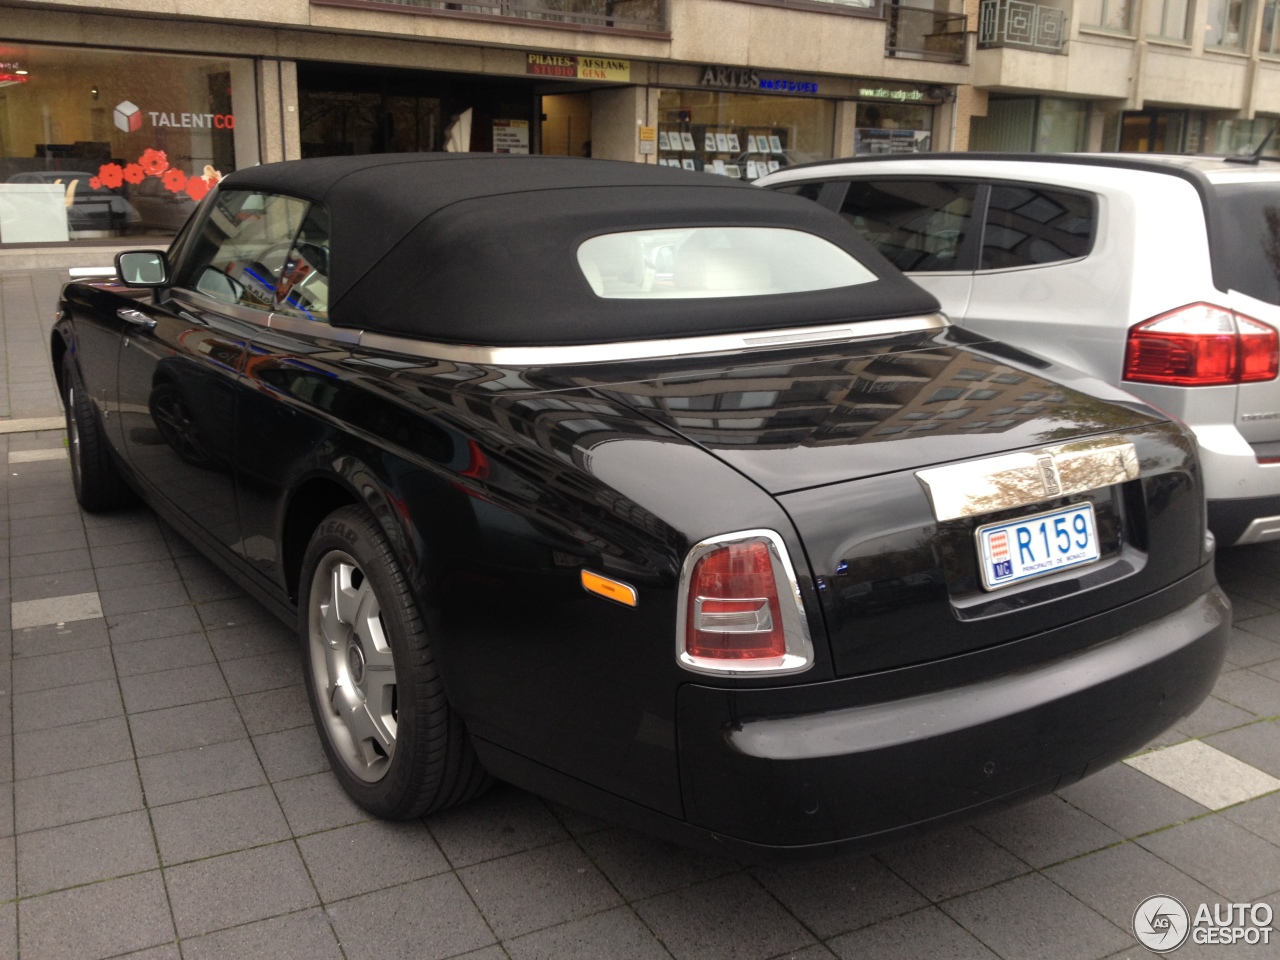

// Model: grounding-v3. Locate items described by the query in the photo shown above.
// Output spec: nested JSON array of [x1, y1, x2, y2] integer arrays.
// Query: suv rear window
[[981, 185, 1095, 270], [838, 180, 979, 273], [1214, 182, 1280, 307]]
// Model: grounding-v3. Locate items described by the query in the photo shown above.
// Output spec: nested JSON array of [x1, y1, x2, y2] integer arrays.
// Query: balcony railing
[[886, 5, 969, 62], [342, 0, 667, 32], [977, 0, 1068, 51]]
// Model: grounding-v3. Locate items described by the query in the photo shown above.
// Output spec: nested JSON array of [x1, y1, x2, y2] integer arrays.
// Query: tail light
[[677, 530, 814, 676], [1124, 303, 1278, 386]]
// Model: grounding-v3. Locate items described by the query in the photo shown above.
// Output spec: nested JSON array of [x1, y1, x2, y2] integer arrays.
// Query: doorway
[[541, 93, 593, 158]]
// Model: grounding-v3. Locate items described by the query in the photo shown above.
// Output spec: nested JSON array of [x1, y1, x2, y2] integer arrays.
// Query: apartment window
[[1079, 0, 1133, 31], [1206, 0, 1252, 47], [1145, 0, 1191, 39], [1263, 0, 1280, 52]]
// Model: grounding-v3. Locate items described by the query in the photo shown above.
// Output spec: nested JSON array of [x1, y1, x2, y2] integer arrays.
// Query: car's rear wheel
[[61, 352, 134, 512], [299, 504, 490, 819]]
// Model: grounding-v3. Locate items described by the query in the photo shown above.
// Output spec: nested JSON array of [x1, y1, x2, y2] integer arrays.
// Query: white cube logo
[[113, 100, 142, 133]]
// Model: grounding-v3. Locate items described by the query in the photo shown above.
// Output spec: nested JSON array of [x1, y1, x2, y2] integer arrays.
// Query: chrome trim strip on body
[[915, 435, 1140, 522], [357, 313, 950, 367], [674, 528, 815, 678], [68, 266, 118, 280]]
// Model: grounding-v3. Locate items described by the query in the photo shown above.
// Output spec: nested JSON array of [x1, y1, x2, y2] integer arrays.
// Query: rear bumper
[[676, 570, 1228, 855], [1193, 424, 1280, 544]]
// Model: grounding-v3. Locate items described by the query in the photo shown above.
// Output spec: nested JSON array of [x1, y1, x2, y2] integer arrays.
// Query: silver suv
[[758, 154, 1280, 548]]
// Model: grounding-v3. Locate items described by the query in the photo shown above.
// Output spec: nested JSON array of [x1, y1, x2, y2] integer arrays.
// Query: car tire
[[62, 352, 135, 512], [299, 504, 491, 819]]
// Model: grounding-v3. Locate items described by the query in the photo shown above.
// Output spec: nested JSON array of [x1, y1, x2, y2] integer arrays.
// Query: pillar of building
[[591, 86, 650, 162]]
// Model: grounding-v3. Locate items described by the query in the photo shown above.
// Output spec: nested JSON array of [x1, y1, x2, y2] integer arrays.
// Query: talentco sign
[[526, 54, 630, 82], [1132, 896, 1274, 953], [113, 100, 235, 133]]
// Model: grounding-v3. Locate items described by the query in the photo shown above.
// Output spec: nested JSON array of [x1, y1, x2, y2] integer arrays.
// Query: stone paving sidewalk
[[0, 268, 1277, 960]]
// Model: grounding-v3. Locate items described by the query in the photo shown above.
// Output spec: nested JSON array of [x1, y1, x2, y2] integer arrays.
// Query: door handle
[[117, 308, 157, 330]]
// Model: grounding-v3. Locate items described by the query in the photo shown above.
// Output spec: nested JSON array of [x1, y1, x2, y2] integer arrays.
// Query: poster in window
[[492, 119, 530, 154], [853, 128, 932, 155], [681, 132, 696, 151], [704, 132, 717, 152], [724, 164, 741, 179], [745, 160, 758, 179], [727, 133, 741, 152], [769, 135, 784, 154], [712, 159, 726, 175], [658, 131, 671, 150], [768, 160, 780, 172], [715, 133, 730, 152], [682, 159, 696, 171]]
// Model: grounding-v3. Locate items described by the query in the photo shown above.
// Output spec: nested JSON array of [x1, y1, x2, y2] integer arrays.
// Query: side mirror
[[116, 250, 169, 287]]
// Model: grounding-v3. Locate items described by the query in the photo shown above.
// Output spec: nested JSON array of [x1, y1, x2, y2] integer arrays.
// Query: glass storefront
[[0, 43, 257, 244], [969, 97, 1088, 152], [854, 101, 934, 154], [656, 89, 835, 180]]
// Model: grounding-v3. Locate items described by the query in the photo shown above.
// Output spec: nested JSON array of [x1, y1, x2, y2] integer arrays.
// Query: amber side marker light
[[581, 569, 638, 607]]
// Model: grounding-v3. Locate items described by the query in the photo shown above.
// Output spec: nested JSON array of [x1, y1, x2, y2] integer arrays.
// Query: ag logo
[[1133, 895, 1190, 953]]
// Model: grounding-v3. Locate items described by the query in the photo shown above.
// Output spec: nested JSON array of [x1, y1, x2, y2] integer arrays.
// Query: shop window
[[980, 186, 1095, 271], [178, 190, 309, 313], [1079, 0, 1134, 31], [854, 103, 935, 155], [838, 180, 979, 273], [1206, 0, 1252, 46], [656, 89, 835, 180], [1145, 0, 1192, 39], [0, 42, 256, 245]]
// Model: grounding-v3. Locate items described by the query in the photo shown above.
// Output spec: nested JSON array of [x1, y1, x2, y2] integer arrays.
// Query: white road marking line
[[0, 417, 64, 434], [8, 448, 67, 463], [11, 592, 103, 630], [1125, 740, 1280, 809]]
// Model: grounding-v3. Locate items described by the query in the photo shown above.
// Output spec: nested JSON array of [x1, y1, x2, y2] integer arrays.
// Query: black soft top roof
[[222, 154, 938, 345]]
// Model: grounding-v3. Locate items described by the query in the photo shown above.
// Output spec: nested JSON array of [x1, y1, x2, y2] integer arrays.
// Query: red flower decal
[[89, 177, 102, 190], [138, 148, 168, 178], [162, 168, 188, 193], [97, 164, 124, 189], [122, 163, 145, 185], [185, 176, 209, 201]]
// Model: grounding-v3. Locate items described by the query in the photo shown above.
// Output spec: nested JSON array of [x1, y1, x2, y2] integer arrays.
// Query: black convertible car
[[53, 155, 1228, 857]]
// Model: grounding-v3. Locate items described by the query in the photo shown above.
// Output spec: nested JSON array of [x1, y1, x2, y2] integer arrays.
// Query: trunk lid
[[562, 328, 1204, 677]]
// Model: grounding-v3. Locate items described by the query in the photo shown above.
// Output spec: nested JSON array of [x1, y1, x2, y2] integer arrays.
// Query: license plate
[[976, 503, 1100, 592]]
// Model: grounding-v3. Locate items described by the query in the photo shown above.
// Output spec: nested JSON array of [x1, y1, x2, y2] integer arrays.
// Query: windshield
[[577, 226, 877, 299]]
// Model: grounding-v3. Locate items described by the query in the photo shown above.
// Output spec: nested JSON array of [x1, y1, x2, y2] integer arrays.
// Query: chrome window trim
[[357, 313, 949, 367], [268, 311, 361, 344], [675, 528, 815, 678], [171, 288, 272, 328]]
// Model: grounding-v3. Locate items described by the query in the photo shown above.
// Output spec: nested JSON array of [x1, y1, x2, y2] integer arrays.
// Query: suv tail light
[[1124, 303, 1279, 386], [677, 530, 814, 676]]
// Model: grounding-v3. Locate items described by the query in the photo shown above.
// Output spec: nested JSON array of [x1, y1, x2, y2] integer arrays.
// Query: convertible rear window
[[577, 227, 876, 299]]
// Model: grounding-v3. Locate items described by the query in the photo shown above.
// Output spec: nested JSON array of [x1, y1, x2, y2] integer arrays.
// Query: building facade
[[0, 0, 970, 258], [966, 0, 1280, 152]]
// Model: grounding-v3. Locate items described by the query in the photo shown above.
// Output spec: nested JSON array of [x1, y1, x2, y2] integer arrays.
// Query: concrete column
[[591, 86, 648, 162], [256, 59, 285, 164], [953, 85, 988, 151], [281, 60, 302, 160], [834, 100, 857, 157], [229, 58, 260, 170]]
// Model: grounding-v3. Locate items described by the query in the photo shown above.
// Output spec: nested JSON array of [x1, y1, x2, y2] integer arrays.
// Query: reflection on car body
[[52, 155, 1228, 857]]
